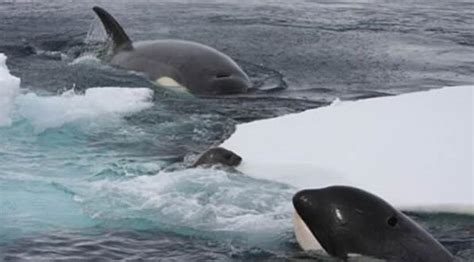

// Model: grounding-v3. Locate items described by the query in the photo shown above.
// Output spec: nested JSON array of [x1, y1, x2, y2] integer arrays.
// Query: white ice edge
[[222, 86, 473, 214], [0, 53, 154, 131]]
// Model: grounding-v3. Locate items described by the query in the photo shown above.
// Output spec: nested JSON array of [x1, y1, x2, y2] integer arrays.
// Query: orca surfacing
[[93, 6, 251, 96]]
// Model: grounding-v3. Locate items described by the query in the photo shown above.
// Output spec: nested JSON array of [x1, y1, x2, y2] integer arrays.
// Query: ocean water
[[0, 0, 473, 261]]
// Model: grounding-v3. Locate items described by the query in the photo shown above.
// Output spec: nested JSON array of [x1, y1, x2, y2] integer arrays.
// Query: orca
[[293, 186, 455, 261], [93, 6, 251, 95]]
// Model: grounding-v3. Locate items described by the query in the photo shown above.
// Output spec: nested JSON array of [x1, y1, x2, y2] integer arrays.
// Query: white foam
[[222, 86, 474, 213], [81, 168, 294, 235], [0, 53, 21, 126]]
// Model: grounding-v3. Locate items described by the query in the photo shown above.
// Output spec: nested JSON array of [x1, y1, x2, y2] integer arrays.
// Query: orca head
[[184, 46, 251, 96], [292, 186, 455, 261]]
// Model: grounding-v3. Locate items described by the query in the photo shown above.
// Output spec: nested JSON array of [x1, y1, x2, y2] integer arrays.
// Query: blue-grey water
[[0, 0, 473, 261]]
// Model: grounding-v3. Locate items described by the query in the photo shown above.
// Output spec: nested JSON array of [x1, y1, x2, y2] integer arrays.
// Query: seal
[[92, 6, 251, 95], [192, 147, 242, 167], [292, 186, 455, 261]]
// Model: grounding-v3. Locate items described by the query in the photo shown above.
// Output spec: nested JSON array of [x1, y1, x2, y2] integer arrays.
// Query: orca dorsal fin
[[93, 6, 133, 53]]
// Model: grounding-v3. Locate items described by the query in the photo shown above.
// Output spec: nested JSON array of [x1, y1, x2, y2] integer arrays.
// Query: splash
[[77, 167, 295, 241], [0, 53, 21, 126]]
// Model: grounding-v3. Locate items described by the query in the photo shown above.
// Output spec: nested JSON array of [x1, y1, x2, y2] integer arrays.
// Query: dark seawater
[[0, 0, 473, 261]]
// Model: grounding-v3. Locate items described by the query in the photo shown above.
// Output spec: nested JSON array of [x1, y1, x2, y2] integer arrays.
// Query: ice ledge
[[222, 86, 473, 213]]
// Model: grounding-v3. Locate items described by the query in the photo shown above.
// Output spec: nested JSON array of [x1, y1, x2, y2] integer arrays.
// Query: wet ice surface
[[0, 0, 473, 261]]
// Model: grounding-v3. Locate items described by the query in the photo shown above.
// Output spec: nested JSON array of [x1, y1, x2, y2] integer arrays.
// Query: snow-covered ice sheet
[[222, 86, 473, 213]]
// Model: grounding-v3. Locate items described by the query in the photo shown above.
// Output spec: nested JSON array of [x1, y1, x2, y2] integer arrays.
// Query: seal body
[[192, 147, 242, 167]]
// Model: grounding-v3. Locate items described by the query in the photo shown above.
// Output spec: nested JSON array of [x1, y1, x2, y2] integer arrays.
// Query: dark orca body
[[93, 7, 250, 95], [293, 186, 455, 261]]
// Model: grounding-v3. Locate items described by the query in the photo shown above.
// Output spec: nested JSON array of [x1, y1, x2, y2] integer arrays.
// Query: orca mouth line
[[215, 73, 232, 79]]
